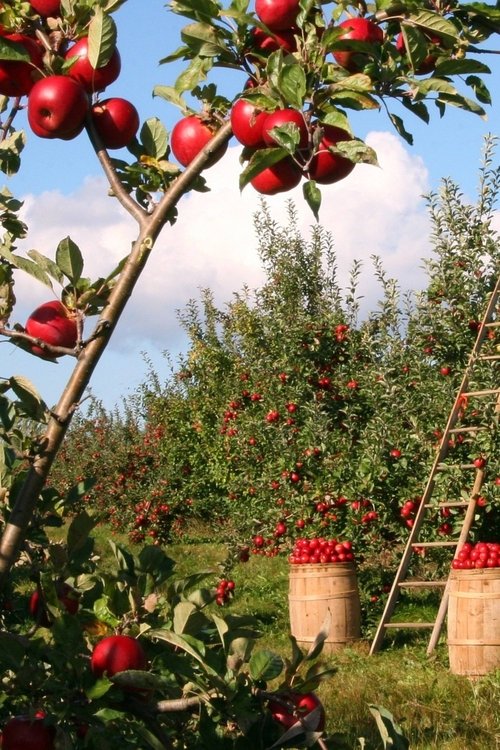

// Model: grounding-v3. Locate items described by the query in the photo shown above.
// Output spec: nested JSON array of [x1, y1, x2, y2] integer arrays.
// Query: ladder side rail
[[426, 468, 485, 654]]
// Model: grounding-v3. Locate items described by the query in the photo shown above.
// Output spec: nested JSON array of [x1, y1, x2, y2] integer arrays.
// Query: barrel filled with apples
[[448, 542, 500, 678], [288, 538, 361, 653]]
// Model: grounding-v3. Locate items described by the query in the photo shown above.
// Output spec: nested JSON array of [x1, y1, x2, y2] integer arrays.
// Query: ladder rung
[[412, 541, 457, 548], [399, 580, 447, 588], [436, 463, 477, 470], [424, 501, 469, 508], [484, 320, 500, 328], [448, 426, 485, 434], [462, 388, 500, 397], [477, 354, 500, 361], [384, 622, 435, 629]]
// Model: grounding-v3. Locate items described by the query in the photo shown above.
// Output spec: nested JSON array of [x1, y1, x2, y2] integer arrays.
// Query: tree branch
[[0, 119, 233, 589]]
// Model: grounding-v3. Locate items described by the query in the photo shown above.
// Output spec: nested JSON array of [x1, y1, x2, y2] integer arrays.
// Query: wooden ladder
[[369, 275, 500, 656]]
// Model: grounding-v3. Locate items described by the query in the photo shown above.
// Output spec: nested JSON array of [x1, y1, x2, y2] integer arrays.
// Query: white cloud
[[10, 130, 432, 405]]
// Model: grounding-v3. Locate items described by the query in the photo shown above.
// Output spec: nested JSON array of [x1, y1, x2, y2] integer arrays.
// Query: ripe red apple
[[262, 108, 308, 149], [65, 37, 121, 93], [0, 33, 44, 97], [29, 0, 61, 16], [25, 300, 78, 359], [230, 98, 268, 147], [91, 97, 140, 149], [333, 17, 384, 72], [170, 115, 227, 168], [439, 365, 451, 376], [307, 125, 354, 184], [269, 691, 325, 731], [91, 634, 147, 678], [27, 76, 89, 140], [248, 26, 298, 57], [250, 157, 301, 194], [255, 0, 300, 31], [2, 715, 56, 750], [396, 32, 440, 75]]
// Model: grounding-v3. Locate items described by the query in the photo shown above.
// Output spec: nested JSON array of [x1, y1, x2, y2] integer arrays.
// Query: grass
[[48, 524, 500, 749]]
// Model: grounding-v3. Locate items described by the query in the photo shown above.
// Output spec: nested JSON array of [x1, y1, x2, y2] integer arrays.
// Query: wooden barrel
[[288, 563, 361, 653], [447, 568, 500, 678]]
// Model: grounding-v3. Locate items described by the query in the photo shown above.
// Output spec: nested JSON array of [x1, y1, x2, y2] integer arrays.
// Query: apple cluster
[[289, 537, 355, 564], [1, 1, 139, 149], [169, 0, 385, 193], [214, 577, 236, 606], [452, 541, 500, 569]]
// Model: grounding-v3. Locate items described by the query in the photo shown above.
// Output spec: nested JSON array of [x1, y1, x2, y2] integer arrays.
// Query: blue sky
[[4, 1, 500, 410]]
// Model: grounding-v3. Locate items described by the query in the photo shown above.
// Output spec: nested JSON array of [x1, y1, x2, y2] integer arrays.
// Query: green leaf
[[55, 237, 84, 284], [465, 75, 492, 105], [27, 249, 64, 285], [278, 64, 307, 109], [180, 22, 228, 57], [266, 122, 303, 154], [174, 56, 212, 94], [239, 147, 289, 191], [212, 612, 229, 648], [86, 676, 113, 700], [109, 539, 136, 575], [401, 97, 430, 124], [0, 246, 53, 288], [303, 180, 321, 221], [249, 649, 284, 681], [408, 10, 459, 43], [8, 375, 48, 421], [0, 37, 32, 62], [434, 58, 490, 76], [320, 109, 352, 133], [368, 705, 410, 749], [67, 511, 96, 558], [87, 7, 117, 69], [141, 118, 169, 160], [388, 113, 414, 145], [149, 629, 218, 674], [153, 85, 189, 113], [173, 601, 198, 634], [93, 597, 121, 628]]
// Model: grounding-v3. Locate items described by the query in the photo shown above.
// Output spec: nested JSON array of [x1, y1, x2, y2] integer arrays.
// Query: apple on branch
[[24, 300, 78, 358]]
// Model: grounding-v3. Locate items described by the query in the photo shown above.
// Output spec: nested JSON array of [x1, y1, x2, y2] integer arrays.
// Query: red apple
[[396, 32, 440, 75], [170, 115, 227, 167], [307, 124, 354, 184], [91, 634, 147, 678], [0, 33, 44, 97], [333, 17, 384, 72], [255, 0, 300, 31], [248, 26, 298, 57], [262, 108, 308, 149], [251, 156, 301, 194], [269, 691, 325, 731], [27, 76, 89, 140], [65, 37, 121, 93], [25, 300, 78, 357], [29, 0, 61, 16], [2, 716, 55, 750], [91, 97, 140, 149], [230, 98, 268, 147]]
